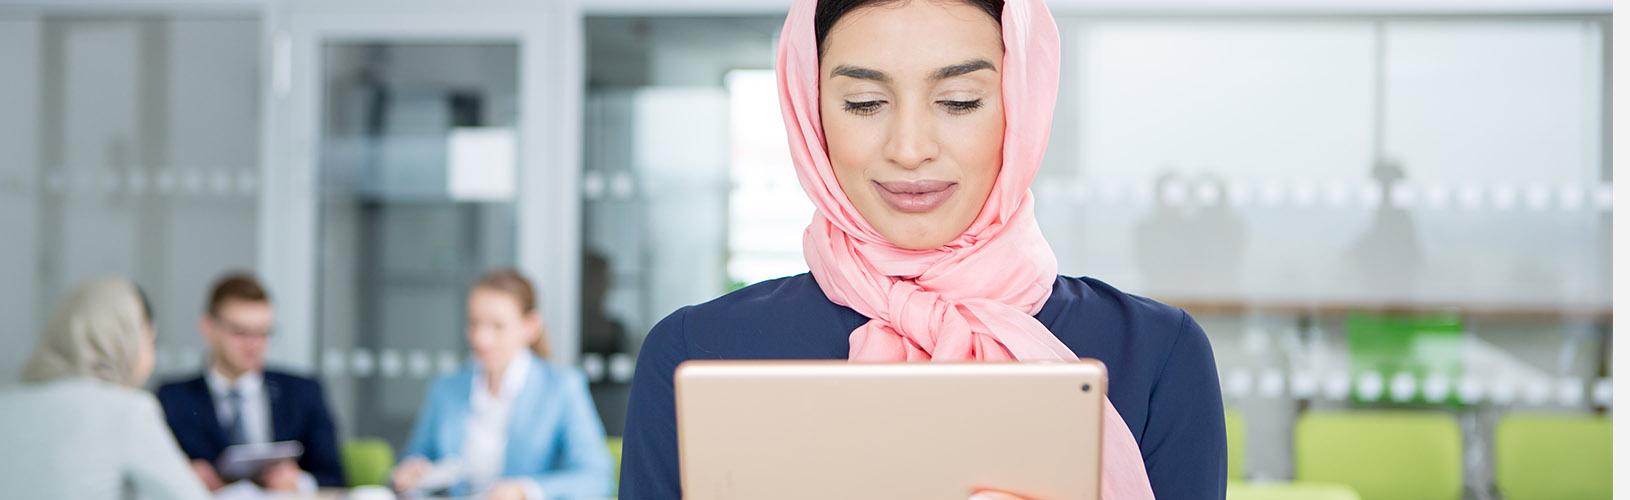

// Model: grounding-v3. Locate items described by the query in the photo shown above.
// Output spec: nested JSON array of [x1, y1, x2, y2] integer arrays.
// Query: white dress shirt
[[465, 351, 544, 500], [205, 368, 270, 446]]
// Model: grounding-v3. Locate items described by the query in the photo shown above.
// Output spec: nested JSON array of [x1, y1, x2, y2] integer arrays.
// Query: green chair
[[1227, 480, 1362, 500], [342, 437, 395, 487], [1225, 409, 1246, 480], [1495, 414, 1611, 500], [608, 436, 624, 494], [1295, 411, 1461, 500]]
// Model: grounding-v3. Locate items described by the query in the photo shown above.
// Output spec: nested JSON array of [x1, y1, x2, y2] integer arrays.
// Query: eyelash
[[841, 99, 985, 117], [942, 99, 983, 114], [844, 100, 884, 115]]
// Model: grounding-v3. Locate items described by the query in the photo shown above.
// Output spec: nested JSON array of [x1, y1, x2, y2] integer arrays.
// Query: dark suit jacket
[[155, 369, 346, 487]]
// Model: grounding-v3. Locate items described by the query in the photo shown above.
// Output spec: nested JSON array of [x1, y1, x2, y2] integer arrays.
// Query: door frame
[[264, 0, 585, 372]]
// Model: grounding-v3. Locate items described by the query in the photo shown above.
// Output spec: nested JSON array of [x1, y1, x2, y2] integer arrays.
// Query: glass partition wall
[[317, 41, 521, 450], [264, 0, 576, 453], [580, 16, 786, 435], [0, 11, 263, 387]]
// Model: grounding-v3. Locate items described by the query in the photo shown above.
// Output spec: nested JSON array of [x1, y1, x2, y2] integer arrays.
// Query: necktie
[[225, 389, 248, 446]]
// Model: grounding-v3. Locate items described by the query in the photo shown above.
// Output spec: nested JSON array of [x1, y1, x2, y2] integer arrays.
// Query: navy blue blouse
[[619, 273, 1227, 499]]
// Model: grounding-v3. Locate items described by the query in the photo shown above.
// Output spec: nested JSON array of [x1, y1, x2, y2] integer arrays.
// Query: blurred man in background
[[156, 272, 345, 492]]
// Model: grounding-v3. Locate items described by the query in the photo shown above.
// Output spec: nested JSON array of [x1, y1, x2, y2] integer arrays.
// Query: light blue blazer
[[401, 354, 613, 499]]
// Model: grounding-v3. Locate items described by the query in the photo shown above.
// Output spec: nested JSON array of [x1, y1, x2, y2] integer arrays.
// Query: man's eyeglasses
[[211, 316, 273, 339]]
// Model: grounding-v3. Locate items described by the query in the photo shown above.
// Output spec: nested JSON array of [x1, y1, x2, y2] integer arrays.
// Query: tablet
[[676, 360, 1105, 500], [215, 440, 303, 482]]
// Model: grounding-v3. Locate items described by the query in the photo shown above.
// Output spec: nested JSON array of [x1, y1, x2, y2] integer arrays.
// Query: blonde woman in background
[[0, 277, 211, 500], [392, 268, 613, 500]]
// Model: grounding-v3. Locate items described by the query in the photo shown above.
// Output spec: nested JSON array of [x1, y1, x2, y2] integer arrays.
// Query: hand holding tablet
[[215, 441, 303, 484]]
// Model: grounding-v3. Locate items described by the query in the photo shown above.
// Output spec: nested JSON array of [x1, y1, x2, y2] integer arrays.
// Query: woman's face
[[466, 287, 540, 375], [820, 0, 1005, 250]]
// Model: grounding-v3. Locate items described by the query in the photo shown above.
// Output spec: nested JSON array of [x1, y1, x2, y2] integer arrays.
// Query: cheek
[[957, 106, 1006, 191], [489, 325, 522, 349], [830, 147, 870, 192], [968, 99, 1006, 154], [822, 111, 880, 195]]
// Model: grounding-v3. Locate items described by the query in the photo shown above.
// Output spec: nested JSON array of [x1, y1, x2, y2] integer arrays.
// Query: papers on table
[[403, 458, 465, 496]]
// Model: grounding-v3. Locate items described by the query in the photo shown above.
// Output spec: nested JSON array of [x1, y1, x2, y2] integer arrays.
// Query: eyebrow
[[828, 59, 997, 83], [830, 65, 890, 83], [931, 59, 997, 80]]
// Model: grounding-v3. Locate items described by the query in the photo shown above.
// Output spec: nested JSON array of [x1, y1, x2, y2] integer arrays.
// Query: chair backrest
[[1495, 414, 1611, 500], [1295, 410, 1461, 500], [1225, 409, 1246, 480], [342, 437, 396, 487], [1227, 480, 1362, 500], [608, 436, 624, 494]]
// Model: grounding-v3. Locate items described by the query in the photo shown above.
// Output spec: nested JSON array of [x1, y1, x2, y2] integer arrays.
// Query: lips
[[874, 179, 957, 213]]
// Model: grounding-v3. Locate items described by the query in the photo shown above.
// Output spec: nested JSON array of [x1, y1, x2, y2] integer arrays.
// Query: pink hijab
[[776, 0, 1156, 497]]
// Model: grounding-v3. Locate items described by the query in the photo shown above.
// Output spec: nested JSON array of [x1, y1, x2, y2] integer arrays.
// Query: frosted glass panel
[[1053, 19, 1607, 308], [316, 42, 520, 449], [0, 15, 261, 386], [1385, 21, 1602, 183], [1076, 21, 1376, 182]]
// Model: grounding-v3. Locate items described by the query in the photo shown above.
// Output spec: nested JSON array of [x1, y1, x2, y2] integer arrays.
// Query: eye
[[843, 100, 885, 116], [940, 99, 984, 115]]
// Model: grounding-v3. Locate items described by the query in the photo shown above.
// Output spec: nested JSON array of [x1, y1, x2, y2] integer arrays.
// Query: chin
[[881, 226, 955, 250], [866, 202, 973, 250]]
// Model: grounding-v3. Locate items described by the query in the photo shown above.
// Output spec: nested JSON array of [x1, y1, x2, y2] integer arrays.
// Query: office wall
[[0, 16, 42, 386], [0, 15, 261, 387], [1043, 19, 1609, 308], [583, 17, 781, 356], [314, 42, 522, 445]]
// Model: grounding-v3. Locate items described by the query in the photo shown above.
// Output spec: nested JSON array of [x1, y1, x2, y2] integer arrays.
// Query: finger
[[969, 490, 1029, 500]]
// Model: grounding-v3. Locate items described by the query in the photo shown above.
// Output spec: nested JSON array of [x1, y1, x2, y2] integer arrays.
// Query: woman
[[619, 0, 1226, 499], [0, 277, 211, 500], [393, 269, 613, 500]]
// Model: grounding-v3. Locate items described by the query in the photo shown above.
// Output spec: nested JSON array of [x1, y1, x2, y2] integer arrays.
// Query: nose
[[468, 327, 492, 350], [883, 102, 939, 170]]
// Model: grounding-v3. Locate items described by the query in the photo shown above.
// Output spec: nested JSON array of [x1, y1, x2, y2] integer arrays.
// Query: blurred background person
[[155, 272, 346, 492], [579, 250, 628, 358], [0, 277, 211, 500], [391, 268, 613, 500]]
